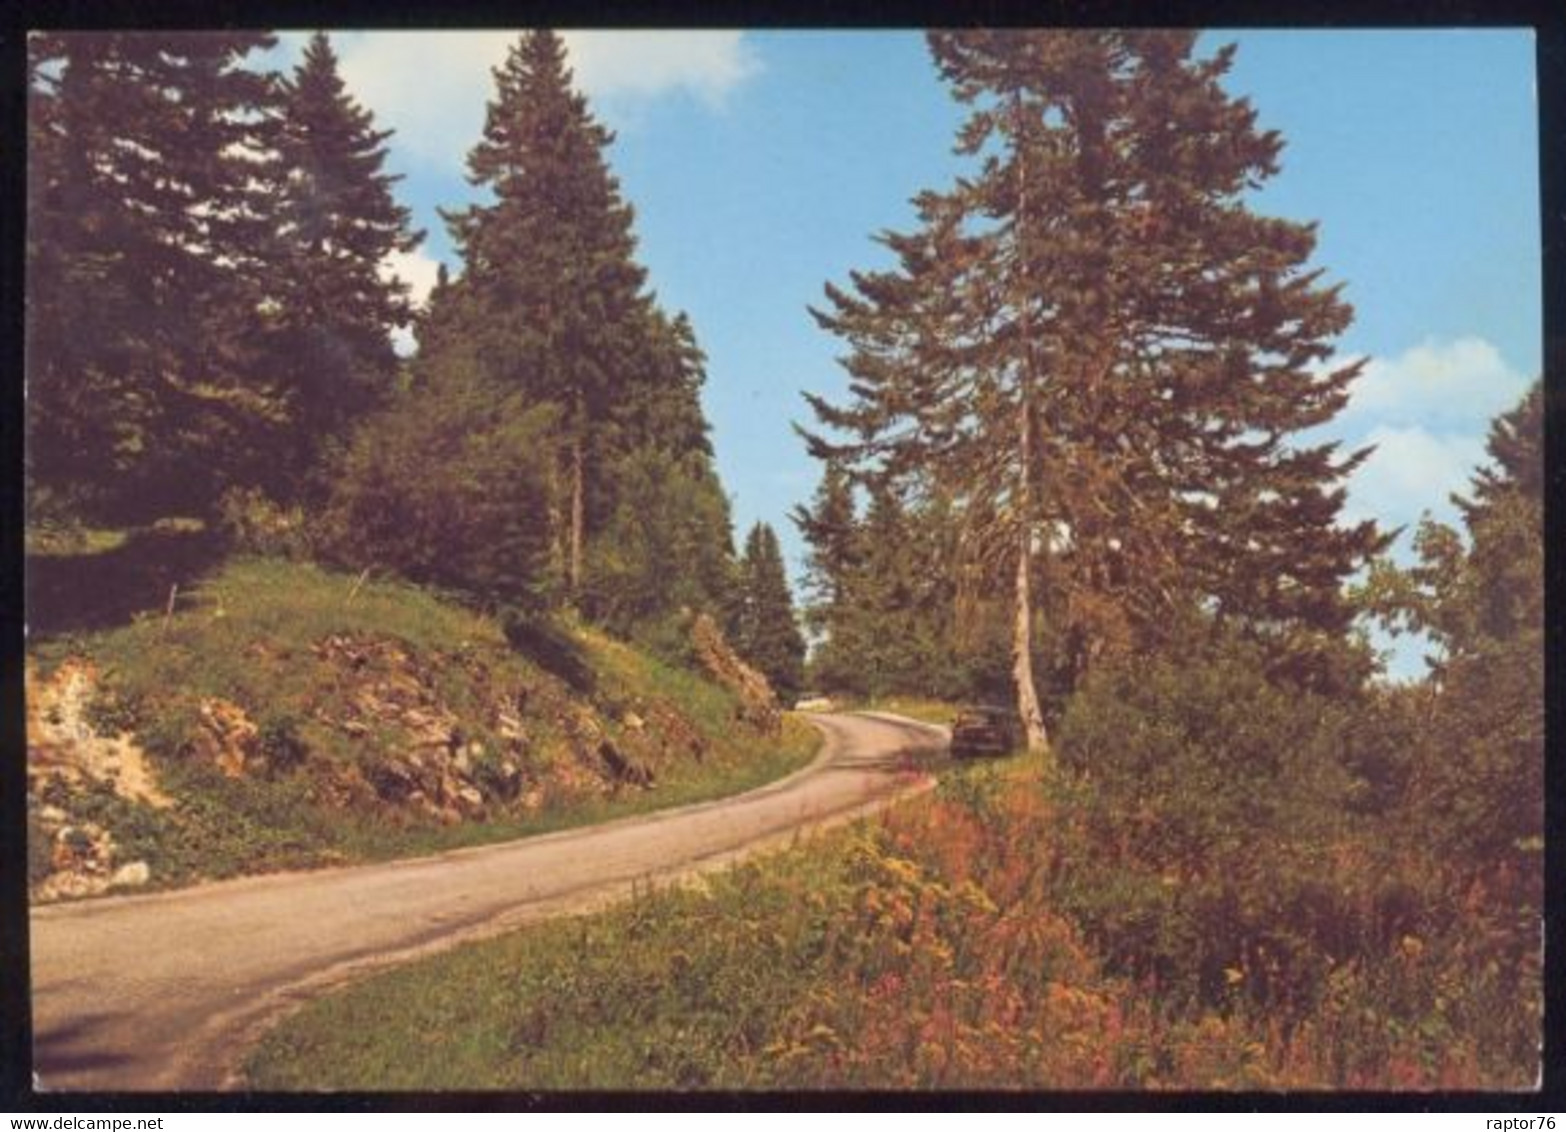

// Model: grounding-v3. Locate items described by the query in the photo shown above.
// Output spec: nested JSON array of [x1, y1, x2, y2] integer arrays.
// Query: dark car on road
[[948, 705, 1020, 759]]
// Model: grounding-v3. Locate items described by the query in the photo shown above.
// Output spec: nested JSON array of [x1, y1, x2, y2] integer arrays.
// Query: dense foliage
[[27, 32, 283, 520], [28, 29, 749, 654], [801, 31, 1390, 740], [255, 367, 1543, 1095], [733, 523, 807, 701], [316, 347, 558, 609], [251, 707, 1539, 1089], [265, 31, 424, 501], [1363, 380, 1544, 898], [384, 31, 739, 625]]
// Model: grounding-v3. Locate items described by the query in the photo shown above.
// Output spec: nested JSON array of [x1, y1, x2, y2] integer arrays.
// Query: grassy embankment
[[27, 548, 819, 893], [249, 677, 1538, 1091]]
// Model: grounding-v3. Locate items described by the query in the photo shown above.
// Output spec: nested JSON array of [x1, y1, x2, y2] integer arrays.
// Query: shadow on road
[[33, 1009, 138, 1082]]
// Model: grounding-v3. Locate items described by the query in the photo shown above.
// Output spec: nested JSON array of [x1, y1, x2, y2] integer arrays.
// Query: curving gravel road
[[29, 712, 945, 1092]]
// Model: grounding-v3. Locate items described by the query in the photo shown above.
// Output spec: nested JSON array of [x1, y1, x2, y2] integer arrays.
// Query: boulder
[[110, 861, 151, 888]]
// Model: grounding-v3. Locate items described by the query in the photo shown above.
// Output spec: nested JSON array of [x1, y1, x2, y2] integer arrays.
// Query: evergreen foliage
[[1364, 381, 1543, 885], [734, 523, 807, 701], [319, 29, 735, 632], [802, 32, 1390, 742], [429, 31, 654, 600], [410, 30, 735, 623], [583, 446, 738, 646], [265, 31, 424, 501], [318, 343, 557, 612], [27, 32, 281, 520]]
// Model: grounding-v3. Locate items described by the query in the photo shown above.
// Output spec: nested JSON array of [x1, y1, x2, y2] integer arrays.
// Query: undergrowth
[[246, 649, 1540, 1091]]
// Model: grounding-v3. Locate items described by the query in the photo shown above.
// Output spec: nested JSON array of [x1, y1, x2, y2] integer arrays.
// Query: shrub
[[1053, 635, 1368, 1015], [216, 486, 314, 560], [317, 352, 557, 612], [257, 712, 310, 775]]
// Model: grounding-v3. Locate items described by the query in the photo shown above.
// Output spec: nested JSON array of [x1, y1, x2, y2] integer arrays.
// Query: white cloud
[[566, 31, 759, 107], [380, 246, 443, 310], [327, 30, 759, 173], [1345, 335, 1530, 430], [379, 247, 444, 357], [1320, 335, 1530, 540], [390, 324, 417, 359], [1343, 424, 1486, 535]]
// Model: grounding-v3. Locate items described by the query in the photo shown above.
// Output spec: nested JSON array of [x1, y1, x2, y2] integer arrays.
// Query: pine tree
[[266, 30, 423, 500], [804, 31, 1389, 750], [436, 30, 653, 601], [27, 32, 281, 520], [1367, 382, 1542, 893], [735, 523, 807, 702], [793, 458, 860, 618]]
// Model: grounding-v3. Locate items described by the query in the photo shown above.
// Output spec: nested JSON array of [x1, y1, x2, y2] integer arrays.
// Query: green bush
[[1053, 635, 1371, 1014], [257, 712, 310, 775], [216, 487, 314, 561], [318, 352, 557, 612]]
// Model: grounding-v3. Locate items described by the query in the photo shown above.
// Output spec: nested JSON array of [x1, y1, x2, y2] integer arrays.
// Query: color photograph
[[23, 26, 1544, 1094]]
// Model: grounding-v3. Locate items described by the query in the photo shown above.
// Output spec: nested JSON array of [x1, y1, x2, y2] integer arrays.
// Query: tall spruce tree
[[435, 30, 653, 601], [581, 310, 738, 637], [804, 30, 1388, 750], [735, 523, 807, 702], [1366, 381, 1542, 892], [793, 458, 861, 619], [266, 30, 423, 500], [26, 32, 281, 520]]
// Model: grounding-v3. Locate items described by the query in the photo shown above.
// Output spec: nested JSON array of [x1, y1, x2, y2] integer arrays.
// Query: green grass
[[25, 523, 131, 558], [839, 695, 960, 727], [245, 825, 877, 1090], [246, 736, 1540, 1092], [30, 556, 820, 889]]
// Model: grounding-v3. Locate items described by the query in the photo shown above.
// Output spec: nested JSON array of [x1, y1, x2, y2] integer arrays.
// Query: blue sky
[[270, 29, 1540, 679]]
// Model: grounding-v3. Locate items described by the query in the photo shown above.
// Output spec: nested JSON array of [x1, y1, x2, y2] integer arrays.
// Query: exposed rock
[[110, 861, 151, 888], [35, 871, 114, 902], [690, 613, 781, 736], [26, 659, 171, 807], [366, 759, 420, 803], [488, 758, 525, 802], [623, 711, 646, 733], [52, 822, 113, 873], [189, 698, 260, 778], [496, 710, 526, 741], [313, 762, 376, 809]]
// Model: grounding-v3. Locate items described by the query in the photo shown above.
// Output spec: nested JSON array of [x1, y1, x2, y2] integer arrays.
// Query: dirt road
[[29, 712, 944, 1092]]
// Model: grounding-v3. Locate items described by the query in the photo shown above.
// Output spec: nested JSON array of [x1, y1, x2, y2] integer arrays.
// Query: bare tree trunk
[[1012, 402, 1049, 754], [1011, 91, 1050, 756]]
